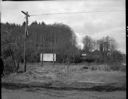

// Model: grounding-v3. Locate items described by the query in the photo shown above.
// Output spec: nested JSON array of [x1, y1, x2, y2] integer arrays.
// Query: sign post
[[40, 53, 43, 66]]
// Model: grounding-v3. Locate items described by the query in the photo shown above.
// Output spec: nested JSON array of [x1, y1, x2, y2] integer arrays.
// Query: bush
[[3, 57, 16, 75], [108, 63, 124, 71], [89, 64, 111, 71], [119, 65, 126, 72]]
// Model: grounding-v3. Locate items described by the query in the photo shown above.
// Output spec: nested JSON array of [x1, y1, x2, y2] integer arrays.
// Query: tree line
[[1, 22, 125, 74], [81, 35, 125, 65]]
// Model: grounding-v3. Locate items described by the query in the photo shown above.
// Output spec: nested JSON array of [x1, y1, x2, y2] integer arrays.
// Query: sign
[[40, 53, 56, 62], [82, 53, 86, 56]]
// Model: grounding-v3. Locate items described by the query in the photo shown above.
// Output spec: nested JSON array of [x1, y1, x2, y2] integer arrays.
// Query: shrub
[[3, 57, 16, 75], [108, 63, 124, 71], [119, 65, 126, 72]]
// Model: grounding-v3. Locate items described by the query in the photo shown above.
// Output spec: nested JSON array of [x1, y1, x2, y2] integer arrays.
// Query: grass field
[[2, 63, 126, 89], [2, 63, 126, 99]]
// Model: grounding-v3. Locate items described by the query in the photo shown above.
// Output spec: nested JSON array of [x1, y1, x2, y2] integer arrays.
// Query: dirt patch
[[2, 80, 126, 92]]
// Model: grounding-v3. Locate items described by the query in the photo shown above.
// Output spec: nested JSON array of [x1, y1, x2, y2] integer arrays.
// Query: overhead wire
[[29, 10, 125, 16]]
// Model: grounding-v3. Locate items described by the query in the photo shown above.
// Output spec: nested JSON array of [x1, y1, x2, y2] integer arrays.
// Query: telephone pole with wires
[[21, 11, 30, 72], [19, 10, 123, 71]]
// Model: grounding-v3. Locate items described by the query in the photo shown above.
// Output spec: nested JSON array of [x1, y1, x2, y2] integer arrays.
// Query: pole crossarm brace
[[21, 11, 30, 17]]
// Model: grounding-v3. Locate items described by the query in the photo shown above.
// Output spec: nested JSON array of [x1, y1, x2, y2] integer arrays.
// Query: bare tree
[[82, 35, 94, 54], [97, 36, 117, 52], [96, 36, 118, 63]]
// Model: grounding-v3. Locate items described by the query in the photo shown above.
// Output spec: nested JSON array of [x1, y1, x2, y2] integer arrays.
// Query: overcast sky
[[1, 0, 126, 53]]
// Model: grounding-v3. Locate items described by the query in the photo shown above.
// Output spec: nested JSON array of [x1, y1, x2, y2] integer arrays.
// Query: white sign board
[[82, 54, 86, 56], [40, 53, 56, 62]]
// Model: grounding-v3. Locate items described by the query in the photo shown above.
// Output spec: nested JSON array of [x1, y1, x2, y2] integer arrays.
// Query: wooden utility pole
[[21, 11, 30, 72], [53, 33, 55, 65], [53, 32, 56, 66]]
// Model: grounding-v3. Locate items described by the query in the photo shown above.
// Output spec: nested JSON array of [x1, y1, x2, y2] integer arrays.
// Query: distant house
[[81, 50, 102, 63], [91, 50, 102, 58]]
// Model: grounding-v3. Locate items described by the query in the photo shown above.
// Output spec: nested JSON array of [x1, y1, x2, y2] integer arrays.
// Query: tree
[[97, 36, 117, 54], [97, 36, 118, 63], [82, 35, 94, 54], [1, 23, 24, 73], [1, 22, 80, 65]]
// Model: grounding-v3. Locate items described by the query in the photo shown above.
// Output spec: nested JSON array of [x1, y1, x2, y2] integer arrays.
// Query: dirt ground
[[2, 88, 126, 99]]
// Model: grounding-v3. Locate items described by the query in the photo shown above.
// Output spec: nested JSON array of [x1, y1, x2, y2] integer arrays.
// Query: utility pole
[[53, 33, 55, 65], [21, 11, 30, 72], [53, 32, 56, 66]]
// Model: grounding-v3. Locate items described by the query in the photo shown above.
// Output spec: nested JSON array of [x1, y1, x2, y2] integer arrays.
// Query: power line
[[30, 10, 125, 16]]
